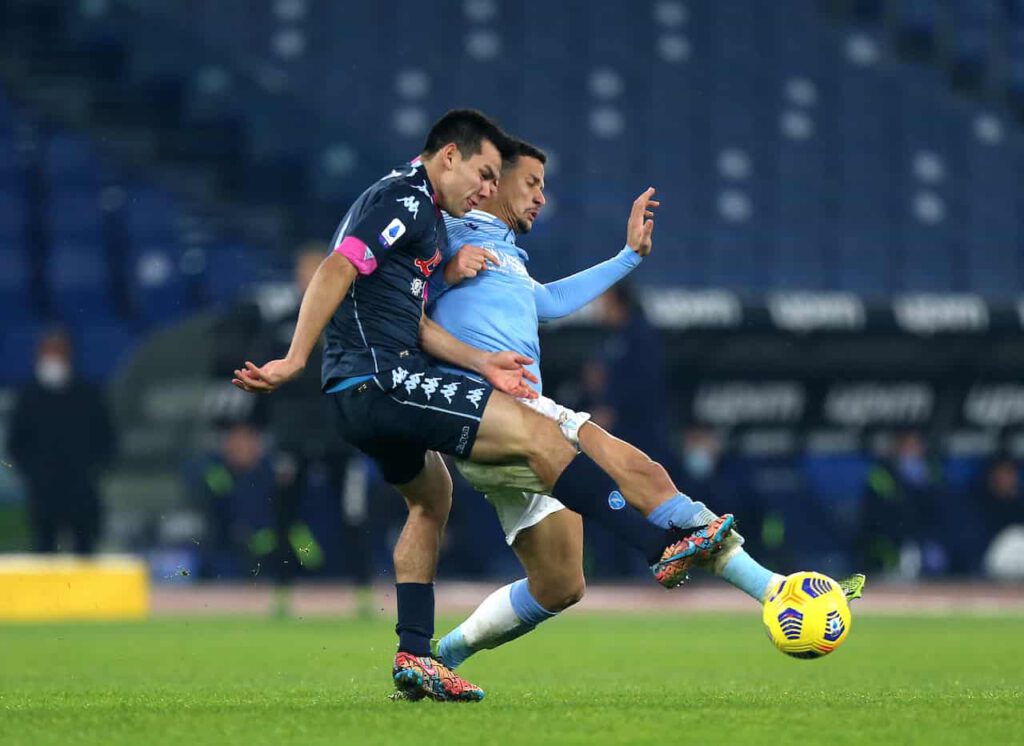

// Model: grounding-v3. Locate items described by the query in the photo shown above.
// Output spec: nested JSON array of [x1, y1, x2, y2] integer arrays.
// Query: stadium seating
[[0, 1, 1023, 385], [43, 0, 1021, 296]]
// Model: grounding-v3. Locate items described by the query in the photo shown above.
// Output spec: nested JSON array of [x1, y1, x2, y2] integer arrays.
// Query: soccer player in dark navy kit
[[234, 111, 710, 702]]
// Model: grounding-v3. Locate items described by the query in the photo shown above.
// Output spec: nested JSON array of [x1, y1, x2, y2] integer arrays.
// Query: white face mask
[[36, 357, 71, 389]]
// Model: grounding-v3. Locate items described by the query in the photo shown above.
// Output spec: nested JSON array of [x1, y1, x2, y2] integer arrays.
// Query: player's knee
[[526, 422, 576, 482], [538, 574, 586, 612], [562, 575, 586, 609], [406, 495, 451, 525]]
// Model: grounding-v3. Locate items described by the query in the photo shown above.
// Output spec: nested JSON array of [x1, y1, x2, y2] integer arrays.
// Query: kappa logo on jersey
[[420, 377, 441, 400], [414, 247, 442, 277], [396, 195, 420, 220], [440, 382, 460, 404], [410, 278, 425, 297], [465, 387, 486, 410], [404, 372, 423, 395], [411, 180, 431, 200], [379, 218, 406, 248], [391, 367, 409, 388], [384, 167, 417, 180]]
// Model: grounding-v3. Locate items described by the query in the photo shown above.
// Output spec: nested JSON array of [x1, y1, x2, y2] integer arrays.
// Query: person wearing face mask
[[7, 330, 116, 554]]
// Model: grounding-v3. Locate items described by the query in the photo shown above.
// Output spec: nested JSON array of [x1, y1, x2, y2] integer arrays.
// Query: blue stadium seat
[[944, 455, 985, 492], [0, 247, 34, 320], [44, 132, 105, 188], [124, 186, 182, 241], [963, 128, 1022, 297], [127, 241, 189, 323], [46, 188, 105, 243], [72, 322, 140, 382], [46, 243, 115, 320], [0, 134, 19, 177], [0, 181, 28, 240], [201, 244, 268, 306], [0, 321, 44, 385]]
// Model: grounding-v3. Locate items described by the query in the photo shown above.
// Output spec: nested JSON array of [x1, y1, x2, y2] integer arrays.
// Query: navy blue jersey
[[322, 158, 446, 389]]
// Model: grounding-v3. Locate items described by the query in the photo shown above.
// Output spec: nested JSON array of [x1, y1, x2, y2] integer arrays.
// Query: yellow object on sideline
[[0, 554, 149, 621]]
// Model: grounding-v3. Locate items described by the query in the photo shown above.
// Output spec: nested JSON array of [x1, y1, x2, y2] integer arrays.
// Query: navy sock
[[551, 455, 670, 564], [395, 582, 434, 657]]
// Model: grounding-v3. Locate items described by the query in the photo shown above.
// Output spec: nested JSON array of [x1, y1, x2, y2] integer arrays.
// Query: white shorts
[[455, 395, 588, 545]]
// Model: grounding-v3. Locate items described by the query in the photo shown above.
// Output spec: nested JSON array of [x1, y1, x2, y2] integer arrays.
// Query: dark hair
[[422, 109, 511, 159], [503, 138, 547, 170]]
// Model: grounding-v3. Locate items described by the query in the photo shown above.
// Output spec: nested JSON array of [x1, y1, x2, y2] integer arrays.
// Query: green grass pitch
[[1, 612, 1021, 745]]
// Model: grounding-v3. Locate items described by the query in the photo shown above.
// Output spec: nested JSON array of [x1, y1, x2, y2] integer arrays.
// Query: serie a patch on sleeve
[[379, 218, 407, 247]]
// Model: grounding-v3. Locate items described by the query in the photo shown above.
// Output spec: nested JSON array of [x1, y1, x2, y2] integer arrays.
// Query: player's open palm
[[481, 351, 540, 400], [232, 359, 304, 394], [626, 187, 658, 257]]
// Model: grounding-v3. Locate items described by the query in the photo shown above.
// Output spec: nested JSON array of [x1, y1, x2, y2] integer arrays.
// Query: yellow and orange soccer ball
[[762, 571, 852, 659]]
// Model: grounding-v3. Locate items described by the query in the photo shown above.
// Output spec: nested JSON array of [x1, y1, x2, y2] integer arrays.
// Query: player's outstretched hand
[[444, 244, 501, 285], [482, 351, 539, 400], [232, 359, 304, 394], [626, 187, 659, 257]]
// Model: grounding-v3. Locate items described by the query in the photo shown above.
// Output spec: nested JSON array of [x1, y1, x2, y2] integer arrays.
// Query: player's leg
[[471, 390, 731, 586], [330, 379, 483, 701], [580, 422, 729, 530], [437, 505, 584, 669], [578, 421, 781, 601], [389, 449, 452, 654], [387, 450, 485, 702]]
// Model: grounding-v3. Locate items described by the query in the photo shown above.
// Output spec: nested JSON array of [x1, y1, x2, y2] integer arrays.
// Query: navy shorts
[[329, 360, 494, 485]]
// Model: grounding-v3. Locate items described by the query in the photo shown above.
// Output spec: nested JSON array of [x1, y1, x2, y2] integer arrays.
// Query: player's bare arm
[[232, 253, 357, 394], [419, 314, 539, 399]]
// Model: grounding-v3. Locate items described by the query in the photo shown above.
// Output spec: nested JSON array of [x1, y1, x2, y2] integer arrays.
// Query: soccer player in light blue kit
[[426, 139, 866, 669]]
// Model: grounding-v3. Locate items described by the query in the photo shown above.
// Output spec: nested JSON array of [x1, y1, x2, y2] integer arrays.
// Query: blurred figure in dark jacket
[[251, 243, 367, 613], [191, 422, 276, 578], [7, 329, 116, 554], [590, 282, 673, 466], [977, 456, 1024, 546], [857, 431, 947, 576]]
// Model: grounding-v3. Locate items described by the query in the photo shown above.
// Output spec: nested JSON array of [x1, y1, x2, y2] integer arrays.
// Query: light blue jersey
[[428, 209, 641, 395]]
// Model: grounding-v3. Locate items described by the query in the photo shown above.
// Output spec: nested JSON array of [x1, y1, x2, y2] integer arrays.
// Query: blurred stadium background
[[1, 0, 1024, 621]]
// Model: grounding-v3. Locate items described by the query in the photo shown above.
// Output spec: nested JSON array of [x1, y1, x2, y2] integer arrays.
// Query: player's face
[[442, 140, 502, 217], [504, 157, 546, 234]]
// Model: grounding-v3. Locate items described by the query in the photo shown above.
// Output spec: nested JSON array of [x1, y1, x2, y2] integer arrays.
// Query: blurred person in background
[[191, 422, 276, 578], [252, 242, 367, 616], [590, 282, 673, 467], [7, 329, 116, 554], [674, 426, 766, 556], [857, 430, 948, 577], [977, 456, 1024, 547]]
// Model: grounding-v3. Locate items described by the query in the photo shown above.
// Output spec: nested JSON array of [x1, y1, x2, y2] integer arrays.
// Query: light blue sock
[[438, 579, 556, 669], [438, 628, 473, 669], [647, 495, 779, 603], [646, 494, 717, 529], [509, 578, 557, 626], [720, 549, 777, 602]]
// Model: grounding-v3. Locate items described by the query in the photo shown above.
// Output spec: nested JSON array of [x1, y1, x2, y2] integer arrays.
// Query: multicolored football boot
[[651, 513, 736, 588], [837, 573, 866, 602], [391, 652, 485, 703]]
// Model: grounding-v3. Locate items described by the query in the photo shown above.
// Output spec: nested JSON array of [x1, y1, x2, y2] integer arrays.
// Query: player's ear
[[440, 142, 459, 170]]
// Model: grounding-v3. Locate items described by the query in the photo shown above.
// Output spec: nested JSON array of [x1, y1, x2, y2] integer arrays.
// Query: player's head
[[485, 138, 546, 234], [421, 109, 510, 217], [293, 240, 328, 293]]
